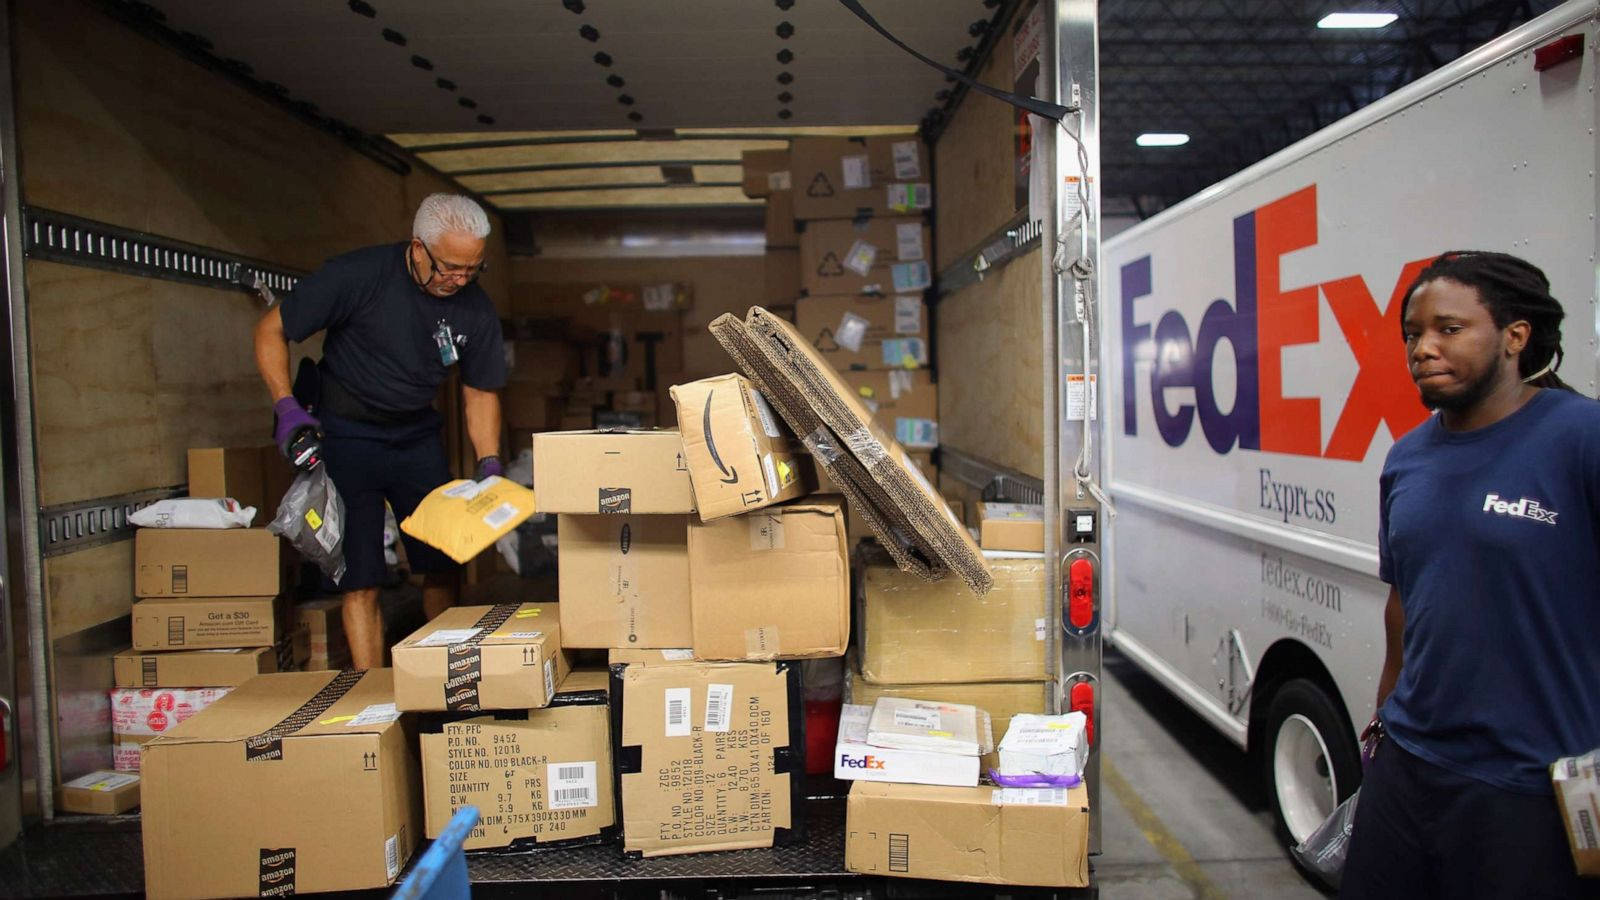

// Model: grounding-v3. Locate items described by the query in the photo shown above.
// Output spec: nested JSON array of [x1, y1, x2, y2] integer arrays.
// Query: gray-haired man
[[253, 193, 506, 669]]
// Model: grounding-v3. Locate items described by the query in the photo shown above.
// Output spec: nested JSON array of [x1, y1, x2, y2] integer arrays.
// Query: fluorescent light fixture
[[1317, 12, 1398, 28], [1136, 132, 1190, 147]]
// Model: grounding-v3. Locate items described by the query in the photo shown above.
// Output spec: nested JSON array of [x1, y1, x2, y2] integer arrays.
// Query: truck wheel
[[1262, 678, 1361, 846]]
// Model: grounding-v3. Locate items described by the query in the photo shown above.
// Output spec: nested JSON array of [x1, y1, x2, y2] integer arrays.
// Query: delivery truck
[[1100, 0, 1599, 846], [0, 0, 1107, 895]]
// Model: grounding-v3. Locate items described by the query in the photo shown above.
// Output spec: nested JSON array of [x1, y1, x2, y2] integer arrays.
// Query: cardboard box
[[765, 190, 798, 248], [608, 647, 696, 667], [858, 549, 1047, 683], [533, 429, 695, 514], [834, 704, 978, 787], [260, 448, 296, 521], [186, 447, 269, 514], [765, 248, 802, 307], [671, 374, 807, 521], [392, 603, 571, 712], [114, 647, 276, 688], [841, 369, 937, 440], [612, 660, 803, 857], [790, 137, 931, 220], [799, 217, 931, 298], [1552, 748, 1600, 875], [131, 596, 280, 650], [844, 661, 1052, 772], [979, 503, 1045, 552], [134, 528, 284, 598], [58, 770, 141, 815], [688, 497, 849, 660], [141, 670, 422, 898], [743, 148, 791, 198], [794, 295, 928, 372], [296, 598, 351, 671], [419, 671, 615, 851], [556, 515, 692, 648], [845, 781, 1090, 887]]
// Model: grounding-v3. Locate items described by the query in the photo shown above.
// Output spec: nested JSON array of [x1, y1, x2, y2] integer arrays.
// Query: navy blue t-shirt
[[1378, 388, 1600, 794], [280, 242, 506, 413]]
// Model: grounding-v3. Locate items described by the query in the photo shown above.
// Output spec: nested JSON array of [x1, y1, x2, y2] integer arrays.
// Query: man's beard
[[1417, 360, 1501, 413]]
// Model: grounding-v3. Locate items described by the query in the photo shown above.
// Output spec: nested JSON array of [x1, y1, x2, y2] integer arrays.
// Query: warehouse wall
[[14, 0, 507, 779], [933, 33, 1044, 478]]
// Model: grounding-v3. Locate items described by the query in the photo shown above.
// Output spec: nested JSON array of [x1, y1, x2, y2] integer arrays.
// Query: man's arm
[[1374, 585, 1404, 713], [462, 384, 502, 463], [254, 306, 294, 402]]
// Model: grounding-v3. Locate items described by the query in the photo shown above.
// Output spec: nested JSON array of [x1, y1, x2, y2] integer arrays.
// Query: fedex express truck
[[1099, 0, 1598, 844]]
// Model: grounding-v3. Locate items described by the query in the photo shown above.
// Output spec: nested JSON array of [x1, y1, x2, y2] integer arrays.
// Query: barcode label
[[894, 708, 941, 730], [889, 833, 910, 872], [384, 833, 400, 881], [442, 480, 484, 500], [167, 617, 185, 646], [547, 761, 598, 810], [348, 703, 401, 727], [416, 628, 479, 647], [1036, 617, 1048, 641], [895, 222, 924, 260], [665, 688, 691, 737], [705, 683, 734, 732], [993, 788, 1070, 806], [483, 501, 520, 529]]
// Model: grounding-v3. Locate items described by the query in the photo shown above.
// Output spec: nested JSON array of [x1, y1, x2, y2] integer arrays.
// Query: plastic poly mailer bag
[[400, 476, 537, 564], [129, 497, 255, 529], [268, 467, 347, 584], [1291, 788, 1359, 890]]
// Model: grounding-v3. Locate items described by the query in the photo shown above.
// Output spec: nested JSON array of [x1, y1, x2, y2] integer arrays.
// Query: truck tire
[[1262, 678, 1361, 846]]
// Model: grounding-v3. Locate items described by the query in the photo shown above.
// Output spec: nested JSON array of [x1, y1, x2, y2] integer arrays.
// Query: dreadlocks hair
[[1400, 250, 1575, 393]]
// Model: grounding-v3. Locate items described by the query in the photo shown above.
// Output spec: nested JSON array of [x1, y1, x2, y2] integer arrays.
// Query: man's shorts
[[320, 411, 457, 591]]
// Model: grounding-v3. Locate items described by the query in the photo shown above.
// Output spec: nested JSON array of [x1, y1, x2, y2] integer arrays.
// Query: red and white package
[[109, 687, 230, 737]]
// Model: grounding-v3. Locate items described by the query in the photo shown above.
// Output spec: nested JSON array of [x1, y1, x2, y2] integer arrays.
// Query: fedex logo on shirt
[[1482, 493, 1559, 525], [838, 753, 888, 770], [1120, 185, 1430, 461]]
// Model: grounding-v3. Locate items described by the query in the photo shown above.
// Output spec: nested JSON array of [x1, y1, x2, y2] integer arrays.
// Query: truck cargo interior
[[0, 0, 1590, 897]]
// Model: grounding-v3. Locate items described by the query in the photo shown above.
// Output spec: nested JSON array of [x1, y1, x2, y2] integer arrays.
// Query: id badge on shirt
[[434, 320, 459, 366]]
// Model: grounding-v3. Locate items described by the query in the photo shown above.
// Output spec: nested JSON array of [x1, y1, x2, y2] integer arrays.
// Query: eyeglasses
[[417, 239, 487, 283]]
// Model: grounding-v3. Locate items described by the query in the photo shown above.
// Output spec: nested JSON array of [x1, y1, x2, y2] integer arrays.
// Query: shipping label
[[894, 222, 925, 260], [892, 141, 922, 179], [547, 761, 599, 810], [841, 154, 871, 189]]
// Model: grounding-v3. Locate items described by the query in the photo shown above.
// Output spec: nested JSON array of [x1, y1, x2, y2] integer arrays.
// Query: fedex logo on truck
[[1120, 185, 1429, 462]]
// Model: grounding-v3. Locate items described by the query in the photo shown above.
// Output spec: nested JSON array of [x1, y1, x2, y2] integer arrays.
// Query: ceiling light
[[1317, 12, 1398, 29], [1136, 132, 1189, 147]]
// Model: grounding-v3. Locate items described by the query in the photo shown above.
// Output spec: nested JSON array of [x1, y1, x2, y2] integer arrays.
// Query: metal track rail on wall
[[934, 209, 1043, 300]]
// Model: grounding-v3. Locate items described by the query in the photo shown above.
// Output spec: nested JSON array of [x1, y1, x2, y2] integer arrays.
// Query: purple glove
[[273, 397, 322, 469], [475, 455, 503, 481]]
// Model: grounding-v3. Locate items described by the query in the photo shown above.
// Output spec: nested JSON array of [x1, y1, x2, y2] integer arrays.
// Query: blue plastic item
[[391, 805, 479, 900]]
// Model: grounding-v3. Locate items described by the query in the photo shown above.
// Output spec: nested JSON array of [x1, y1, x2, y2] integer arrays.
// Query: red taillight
[[1070, 681, 1095, 744], [1068, 558, 1094, 629], [1534, 33, 1584, 71]]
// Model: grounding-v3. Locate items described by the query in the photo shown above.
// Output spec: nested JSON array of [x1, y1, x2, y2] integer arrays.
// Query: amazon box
[[612, 660, 804, 857], [533, 429, 695, 514], [979, 503, 1045, 552], [114, 647, 277, 688], [392, 603, 570, 713], [608, 647, 696, 667], [687, 497, 849, 661], [296, 598, 351, 671], [844, 781, 1090, 887], [799, 216, 931, 298], [742, 148, 790, 198], [134, 528, 284, 598], [794, 295, 928, 372], [140, 670, 422, 898], [131, 596, 280, 651], [556, 514, 692, 648], [671, 374, 807, 521], [58, 770, 141, 815], [858, 547, 1048, 683], [186, 447, 270, 514], [840, 370, 938, 449], [790, 137, 931, 220], [420, 669, 615, 851]]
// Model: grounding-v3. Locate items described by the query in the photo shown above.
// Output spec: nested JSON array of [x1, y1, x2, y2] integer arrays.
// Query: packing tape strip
[[744, 626, 780, 661], [801, 427, 844, 465], [245, 669, 366, 761], [444, 603, 524, 713], [839, 426, 887, 465]]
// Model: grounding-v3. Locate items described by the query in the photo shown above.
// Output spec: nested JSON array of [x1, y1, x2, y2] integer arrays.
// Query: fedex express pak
[[392, 603, 570, 712], [420, 669, 615, 851], [833, 703, 977, 787], [140, 670, 421, 898], [670, 373, 806, 521], [612, 660, 803, 857], [845, 781, 1090, 887]]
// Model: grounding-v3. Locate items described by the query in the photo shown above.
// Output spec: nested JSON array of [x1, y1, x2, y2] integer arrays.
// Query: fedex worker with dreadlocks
[[1342, 251, 1600, 899]]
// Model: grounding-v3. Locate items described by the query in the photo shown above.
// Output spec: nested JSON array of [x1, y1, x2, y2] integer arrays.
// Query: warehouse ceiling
[[125, 0, 1562, 217]]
